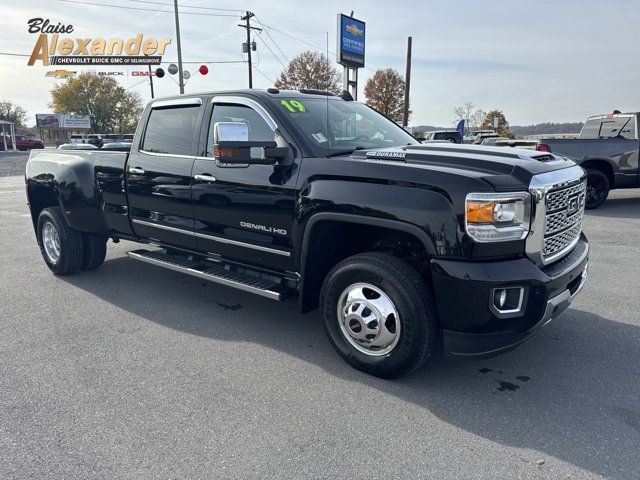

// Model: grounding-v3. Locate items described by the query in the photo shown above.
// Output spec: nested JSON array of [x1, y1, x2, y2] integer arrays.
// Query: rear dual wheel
[[37, 207, 107, 275]]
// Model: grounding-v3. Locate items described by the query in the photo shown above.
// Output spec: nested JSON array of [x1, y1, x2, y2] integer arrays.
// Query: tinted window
[[581, 116, 636, 139], [206, 104, 275, 157], [142, 105, 199, 155]]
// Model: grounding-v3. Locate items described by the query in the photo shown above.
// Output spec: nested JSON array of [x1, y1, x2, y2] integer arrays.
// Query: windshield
[[276, 97, 418, 156]]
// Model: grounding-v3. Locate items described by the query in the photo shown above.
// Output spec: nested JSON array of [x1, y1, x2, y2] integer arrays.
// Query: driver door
[[192, 96, 299, 271]]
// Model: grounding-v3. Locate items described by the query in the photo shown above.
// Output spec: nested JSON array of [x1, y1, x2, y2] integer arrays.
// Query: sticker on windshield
[[311, 132, 327, 143], [280, 99, 306, 112]]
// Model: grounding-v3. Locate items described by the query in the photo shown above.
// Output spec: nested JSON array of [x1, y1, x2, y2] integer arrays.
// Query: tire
[[81, 234, 107, 270], [585, 169, 610, 209], [37, 207, 84, 275], [320, 252, 439, 379]]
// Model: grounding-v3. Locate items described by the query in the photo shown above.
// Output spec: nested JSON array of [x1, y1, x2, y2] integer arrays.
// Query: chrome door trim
[[132, 219, 194, 235], [132, 219, 290, 257], [152, 97, 202, 108], [137, 150, 195, 160], [194, 231, 290, 257], [211, 95, 278, 131]]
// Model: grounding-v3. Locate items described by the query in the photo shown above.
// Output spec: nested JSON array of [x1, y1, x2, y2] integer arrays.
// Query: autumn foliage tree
[[481, 109, 514, 138], [274, 51, 341, 94], [364, 68, 407, 124], [50, 72, 143, 133]]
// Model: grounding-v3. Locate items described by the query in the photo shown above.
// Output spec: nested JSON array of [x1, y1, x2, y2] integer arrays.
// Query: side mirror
[[213, 121, 290, 165]]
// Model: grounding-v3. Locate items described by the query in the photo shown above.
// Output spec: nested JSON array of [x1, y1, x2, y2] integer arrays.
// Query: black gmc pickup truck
[[25, 89, 589, 378]]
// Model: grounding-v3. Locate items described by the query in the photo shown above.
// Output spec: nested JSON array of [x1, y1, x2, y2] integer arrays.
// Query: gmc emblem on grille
[[567, 193, 585, 214]]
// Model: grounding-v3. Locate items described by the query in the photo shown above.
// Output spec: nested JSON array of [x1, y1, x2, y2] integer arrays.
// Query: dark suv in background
[[423, 130, 463, 143], [540, 112, 640, 208]]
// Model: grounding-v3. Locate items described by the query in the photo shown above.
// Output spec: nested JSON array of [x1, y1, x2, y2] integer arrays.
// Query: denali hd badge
[[240, 221, 287, 236], [366, 151, 406, 160]]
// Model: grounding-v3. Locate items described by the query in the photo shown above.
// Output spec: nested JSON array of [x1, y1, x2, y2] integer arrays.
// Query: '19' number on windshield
[[280, 100, 306, 112]]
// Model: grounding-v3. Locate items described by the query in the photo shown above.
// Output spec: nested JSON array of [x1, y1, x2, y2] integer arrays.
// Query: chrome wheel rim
[[42, 221, 61, 264], [337, 283, 401, 356]]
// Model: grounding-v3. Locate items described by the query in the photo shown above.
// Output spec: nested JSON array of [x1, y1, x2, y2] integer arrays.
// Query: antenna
[[326, 30, 330, 157]]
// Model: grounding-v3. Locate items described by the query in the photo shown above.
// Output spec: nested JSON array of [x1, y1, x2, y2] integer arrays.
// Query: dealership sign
[[27, 18, 171, 66], [36, 114, 91, 129], [337, 14, 365, 68]]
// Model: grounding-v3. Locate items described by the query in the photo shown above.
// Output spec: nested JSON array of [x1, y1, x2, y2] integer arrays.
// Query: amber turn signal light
[[466, 201, 496, 223]]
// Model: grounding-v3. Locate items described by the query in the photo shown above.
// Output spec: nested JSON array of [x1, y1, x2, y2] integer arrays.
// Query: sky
[[1, 0, 640, 128]]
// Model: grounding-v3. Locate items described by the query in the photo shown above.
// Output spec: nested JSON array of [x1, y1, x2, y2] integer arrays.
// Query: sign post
[[337, 13, 365, 100]]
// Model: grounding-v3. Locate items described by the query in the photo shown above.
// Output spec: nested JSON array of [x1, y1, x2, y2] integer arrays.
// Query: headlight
[[465, 192, 531, 242]]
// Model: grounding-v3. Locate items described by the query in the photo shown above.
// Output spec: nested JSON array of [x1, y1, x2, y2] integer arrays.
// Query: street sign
[[493, 117, 499, 129]]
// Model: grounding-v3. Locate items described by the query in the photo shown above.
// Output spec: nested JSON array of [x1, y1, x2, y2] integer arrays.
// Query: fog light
[[492, 286, 525, 315]]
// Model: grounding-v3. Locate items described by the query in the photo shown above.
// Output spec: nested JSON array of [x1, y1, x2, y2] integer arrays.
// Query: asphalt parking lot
[[1, 155, 639, 479]]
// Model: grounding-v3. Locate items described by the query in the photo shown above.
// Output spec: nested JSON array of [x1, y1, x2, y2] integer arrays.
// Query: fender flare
[[300, 212, 437, 257], [297, 212, 438, 312]]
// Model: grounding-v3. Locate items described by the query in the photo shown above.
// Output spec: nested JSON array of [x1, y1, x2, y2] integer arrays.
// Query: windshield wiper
[[326, 146, 367, 158]]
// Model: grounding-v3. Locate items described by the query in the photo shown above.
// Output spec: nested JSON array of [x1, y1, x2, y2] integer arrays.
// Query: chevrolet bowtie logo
[[345, 24, 364, 37], [45, 69, 77, 78]]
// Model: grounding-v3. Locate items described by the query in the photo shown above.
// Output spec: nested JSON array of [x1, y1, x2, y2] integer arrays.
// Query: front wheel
[[37, 207, 84, 275], [585, 169, 610, 209], [320, 252, 439, 379]]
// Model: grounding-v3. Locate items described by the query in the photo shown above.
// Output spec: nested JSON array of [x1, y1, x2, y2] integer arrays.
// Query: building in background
[[36, 113, 91, 146]]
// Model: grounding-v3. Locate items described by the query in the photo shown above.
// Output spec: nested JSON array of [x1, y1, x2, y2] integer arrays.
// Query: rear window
[[142, 106, 199, 155], [581, 116, 636, 139]]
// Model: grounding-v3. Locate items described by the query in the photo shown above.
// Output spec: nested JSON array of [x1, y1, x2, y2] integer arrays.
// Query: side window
[[619, 117, 636, 139], [142, 105, 199, 155], [206, 104, 275, 157], [580, 119, 602, 139]]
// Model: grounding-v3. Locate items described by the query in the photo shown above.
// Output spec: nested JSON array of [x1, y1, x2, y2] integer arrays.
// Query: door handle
[[194, 174, 217, 182], [129, 167, 146, 174]]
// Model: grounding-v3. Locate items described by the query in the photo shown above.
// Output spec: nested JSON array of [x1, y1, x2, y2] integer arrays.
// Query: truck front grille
[[542, 179, 586, 261]]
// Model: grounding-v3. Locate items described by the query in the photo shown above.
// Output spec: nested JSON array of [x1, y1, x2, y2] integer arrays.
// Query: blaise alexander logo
[[27, 18, 171, 66]]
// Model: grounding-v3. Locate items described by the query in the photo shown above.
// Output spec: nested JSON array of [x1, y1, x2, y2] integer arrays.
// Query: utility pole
[[403, 36, 412, 128], [173, 0, 185, 94], [239, 11, 261, 88], [148, 64, 155, 99]]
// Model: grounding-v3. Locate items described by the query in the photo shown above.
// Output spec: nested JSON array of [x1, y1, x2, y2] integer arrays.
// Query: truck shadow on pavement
[[585, 192, 640, 219], [62, 257, 640, 480]]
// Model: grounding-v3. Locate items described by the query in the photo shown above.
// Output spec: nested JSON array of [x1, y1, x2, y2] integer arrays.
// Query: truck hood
[[350, 143, 579, 191]]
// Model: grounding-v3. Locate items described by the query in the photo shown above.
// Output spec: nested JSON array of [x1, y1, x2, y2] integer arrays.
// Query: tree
[[453, 102, 486, 133], [0, 100, 28, 130], [481, 109, 514, 138], [364, 68, 408, 124], [50, 72, 143, 133], [274, 51, 341, 94]]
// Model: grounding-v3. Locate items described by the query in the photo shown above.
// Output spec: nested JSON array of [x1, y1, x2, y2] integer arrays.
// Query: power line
[[254, 16, 289, 63], [129, 0, 240, 12], [255, 34, 286, 68], [125, 79, 148, 90], [259, 22, 335, 57], [0, 51, 243, 65], [252, 65, 275, 85], [55, 0, 240, 17]]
